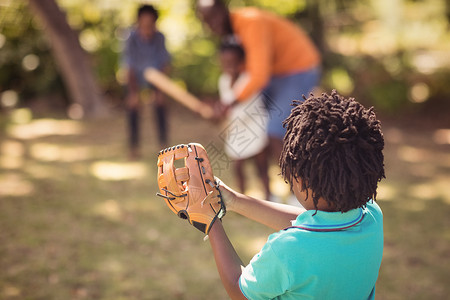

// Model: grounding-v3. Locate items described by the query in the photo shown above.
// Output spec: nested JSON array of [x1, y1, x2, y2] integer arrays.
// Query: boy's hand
[[199, 98, 223, 121], [209, 101, 227, 121], [216, 178, 238, 212]]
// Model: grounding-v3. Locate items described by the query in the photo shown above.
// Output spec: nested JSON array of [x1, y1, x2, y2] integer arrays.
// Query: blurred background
[[0, 0, 449, 299]]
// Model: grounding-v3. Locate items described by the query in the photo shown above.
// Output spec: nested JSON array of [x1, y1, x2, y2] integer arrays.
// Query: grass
[[1, 103, 449, 299]]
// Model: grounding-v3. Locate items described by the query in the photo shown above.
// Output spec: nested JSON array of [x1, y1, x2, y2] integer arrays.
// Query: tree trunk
[[306, 0, 325, 54], [27, 0, 106, 117]]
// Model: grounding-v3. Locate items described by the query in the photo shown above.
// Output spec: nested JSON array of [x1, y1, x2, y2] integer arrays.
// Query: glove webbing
[[191, 144, 226, 222]]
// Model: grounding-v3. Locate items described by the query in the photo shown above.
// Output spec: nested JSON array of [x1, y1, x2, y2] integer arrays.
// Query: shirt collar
[[287, 207, 364, 232]]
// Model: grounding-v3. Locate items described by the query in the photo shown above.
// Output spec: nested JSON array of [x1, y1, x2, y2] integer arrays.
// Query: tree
[[27, 0, 106, 117]]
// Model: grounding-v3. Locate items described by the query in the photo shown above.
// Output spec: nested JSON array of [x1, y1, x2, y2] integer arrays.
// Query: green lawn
[[1, 103, 449, 299]]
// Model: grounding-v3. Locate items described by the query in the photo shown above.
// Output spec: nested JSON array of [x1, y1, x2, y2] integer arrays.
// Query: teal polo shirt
[[239, 201, 384, 300]]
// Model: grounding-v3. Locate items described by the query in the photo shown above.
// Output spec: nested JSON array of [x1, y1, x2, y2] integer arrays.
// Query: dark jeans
[[128, 103, 167, 148]]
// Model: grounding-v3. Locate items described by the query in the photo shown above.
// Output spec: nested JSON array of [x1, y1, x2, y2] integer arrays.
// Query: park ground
[[0, 100, 449, 299]]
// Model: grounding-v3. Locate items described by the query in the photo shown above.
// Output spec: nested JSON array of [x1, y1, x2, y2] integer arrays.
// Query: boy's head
[[219, 41, 245, 79], [137, 5, 159, 40], [280, 90, 385, 212]]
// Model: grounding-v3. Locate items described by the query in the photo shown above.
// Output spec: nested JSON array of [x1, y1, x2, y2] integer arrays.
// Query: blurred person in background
[[217, 40, 274, 201], [197, 0, 321, 161], [122, 4, 171, 159]]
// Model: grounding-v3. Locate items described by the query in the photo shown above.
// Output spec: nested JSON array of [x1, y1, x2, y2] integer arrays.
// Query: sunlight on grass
[[90, 161, 148, 181], [434, 176, 450, 204], [25, 162, 59, 179], [123, 199, 162, 213], [397, 145, 428, 163], [1, 139, 25, 156], [402, 200, 427, 212], [30, 143, 60, 161], [30, 143, 92, 162], [7, 118, 84, 139], [9, 108, 32, 124], [433, 129, 450, 144], [0, 140, 25, 169], [269, 165, 290, 200], [409, 183, 439, 200], [98, 257, 124, 275], [0, 155, 23, 169], [92, 199, 123, 222], [0, 173, 34, 196], [409, 163, 436, 178], [377, 183, 396, 201], [1, 284, 21, 298], [146, 228, 161, 242], [247, 236, 267, 255], [246, 187, 264, 200]]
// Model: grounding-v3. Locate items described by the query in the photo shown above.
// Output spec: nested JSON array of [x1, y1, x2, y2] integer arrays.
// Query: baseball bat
[[144, 68, 214, 119]]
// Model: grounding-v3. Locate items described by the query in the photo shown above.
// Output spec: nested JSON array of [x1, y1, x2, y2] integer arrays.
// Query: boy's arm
[[208, 221, 248, 300], [219, 181, 305, 231]]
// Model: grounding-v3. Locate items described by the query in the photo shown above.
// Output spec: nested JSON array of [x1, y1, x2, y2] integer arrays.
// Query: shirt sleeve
[[234, 16, 272, 102], [239, 239, 290, 299], [121, 29, 134, 69], [156, 33, 171, 69]]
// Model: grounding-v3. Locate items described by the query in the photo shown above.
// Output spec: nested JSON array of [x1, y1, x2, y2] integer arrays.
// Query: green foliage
[[171, 38, 221, 95], [366, 80, 409, 114], [0, 1, 64, 104], [231, 0, 307, 15], [322, 53, 413, 113], [319, 0, 450, 115]]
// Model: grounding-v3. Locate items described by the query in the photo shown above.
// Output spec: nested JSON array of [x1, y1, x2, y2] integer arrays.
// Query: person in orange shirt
[[197, 0, 321, 159]]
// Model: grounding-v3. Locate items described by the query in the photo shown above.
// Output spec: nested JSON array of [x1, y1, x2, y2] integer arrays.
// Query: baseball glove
[[156, 143, 226, 234]]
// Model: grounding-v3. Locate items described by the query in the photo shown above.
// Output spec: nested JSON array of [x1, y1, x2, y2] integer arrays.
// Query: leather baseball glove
[[156, 143, 226, 234]]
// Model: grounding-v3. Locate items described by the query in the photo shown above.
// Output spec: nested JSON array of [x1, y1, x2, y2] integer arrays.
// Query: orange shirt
[[230, 8, 321, 101]]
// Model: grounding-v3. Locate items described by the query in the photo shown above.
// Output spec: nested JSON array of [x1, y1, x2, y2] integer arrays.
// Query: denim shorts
[[262, 67, 321, 139]]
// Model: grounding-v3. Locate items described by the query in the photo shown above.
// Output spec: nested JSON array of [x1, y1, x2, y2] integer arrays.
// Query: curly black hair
[[280, 90, 385, 212]]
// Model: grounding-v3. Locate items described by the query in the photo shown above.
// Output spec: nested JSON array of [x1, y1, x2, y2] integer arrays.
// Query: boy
[[217, 41, 272, 201], [210, 90, 385, 299], [122, 4, 171, 159]]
